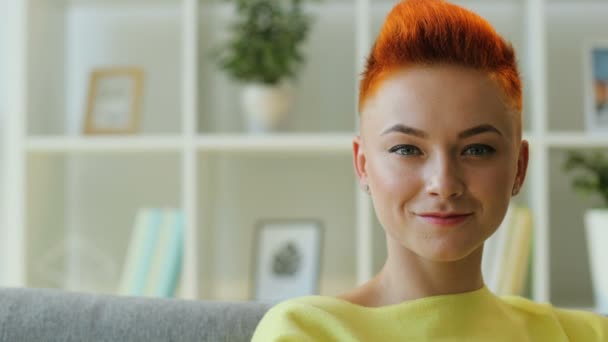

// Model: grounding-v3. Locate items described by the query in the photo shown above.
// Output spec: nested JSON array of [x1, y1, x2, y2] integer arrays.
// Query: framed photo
[[83, 67, 144, 134], [251, 219, 323, 303], [584, 41, 608, 132]]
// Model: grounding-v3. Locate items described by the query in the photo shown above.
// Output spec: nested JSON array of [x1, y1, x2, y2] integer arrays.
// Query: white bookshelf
[[0, 0, 8, 288], [26, 136, 184, 153], [2, 0, 608, 308]]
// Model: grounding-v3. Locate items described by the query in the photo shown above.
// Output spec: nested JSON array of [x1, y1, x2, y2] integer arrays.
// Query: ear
[[512, 140, 529, 196], [353, 135, 368, 188]]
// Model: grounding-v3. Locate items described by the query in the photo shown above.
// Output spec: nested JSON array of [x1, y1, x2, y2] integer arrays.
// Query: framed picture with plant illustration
[[583, 41, 608, 133], [83, 67, 144, 135], [251, 219, 323, 303]]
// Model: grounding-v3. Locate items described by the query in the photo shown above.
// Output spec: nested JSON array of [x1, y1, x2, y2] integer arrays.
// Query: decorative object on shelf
[[583, 41, 608, 133], [563, 150, 608, 314], [251, 219, 323, 303], [482, 204, 534, 297], [83, 67, 144, 135], [34, 234, 118, 293], [117, 208, 184, 298], [210, 0, 318, 133]]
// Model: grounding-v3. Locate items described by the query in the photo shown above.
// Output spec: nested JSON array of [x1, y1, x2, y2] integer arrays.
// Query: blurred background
[[1, 0, 607, 311]]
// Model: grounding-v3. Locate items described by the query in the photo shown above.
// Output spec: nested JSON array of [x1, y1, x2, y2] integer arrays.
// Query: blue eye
[[390, 145, 422, 156], [463, 145, 496, 156]]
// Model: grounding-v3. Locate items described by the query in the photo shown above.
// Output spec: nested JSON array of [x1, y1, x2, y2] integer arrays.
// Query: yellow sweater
[[251, 286, 608, 341]]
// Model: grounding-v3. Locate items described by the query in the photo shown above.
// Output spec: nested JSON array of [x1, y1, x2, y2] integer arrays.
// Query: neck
[[372, 238, 485, 305]]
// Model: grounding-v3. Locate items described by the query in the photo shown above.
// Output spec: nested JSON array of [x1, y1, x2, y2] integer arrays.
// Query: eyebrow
[[380, 123, 503, 139]]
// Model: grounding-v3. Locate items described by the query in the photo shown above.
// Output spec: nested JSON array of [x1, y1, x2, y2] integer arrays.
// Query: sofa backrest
[[0, 287, 272, 342]]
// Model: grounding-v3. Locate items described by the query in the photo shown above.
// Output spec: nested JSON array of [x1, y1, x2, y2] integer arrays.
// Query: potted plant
[[211, 0, 318, 133], [563, 150, 608, 314]]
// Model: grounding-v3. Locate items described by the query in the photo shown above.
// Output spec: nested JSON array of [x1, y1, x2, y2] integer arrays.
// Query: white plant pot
[[241, 82, 293, 133], [585, 209, 608, 314]]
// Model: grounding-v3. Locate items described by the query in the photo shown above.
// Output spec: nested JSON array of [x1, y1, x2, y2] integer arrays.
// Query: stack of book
[[117, 208, 184, 298], [482, 205, 534, 296]]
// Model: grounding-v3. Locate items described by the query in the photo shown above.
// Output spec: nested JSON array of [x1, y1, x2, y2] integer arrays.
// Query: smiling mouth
[[416, 213, 473, 226]]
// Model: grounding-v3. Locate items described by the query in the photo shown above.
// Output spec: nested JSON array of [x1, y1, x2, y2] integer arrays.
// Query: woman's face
[[353, 64, 528, 262]]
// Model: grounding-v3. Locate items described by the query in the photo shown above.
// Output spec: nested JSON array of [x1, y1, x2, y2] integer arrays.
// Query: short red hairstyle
[[359, 0, 522, 119]]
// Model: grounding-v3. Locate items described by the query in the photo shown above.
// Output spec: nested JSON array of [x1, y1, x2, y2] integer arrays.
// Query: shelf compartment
[[198, 1, 358, 134], [27, 1, 183, 136], [546, 2, 608, 132], [25, 152, 181, 294], [196, 152, 358, 301], [547, 147, 604, 309]]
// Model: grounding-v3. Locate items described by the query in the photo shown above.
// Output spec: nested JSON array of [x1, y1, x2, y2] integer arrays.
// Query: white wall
[[198, 154, 357, 300]]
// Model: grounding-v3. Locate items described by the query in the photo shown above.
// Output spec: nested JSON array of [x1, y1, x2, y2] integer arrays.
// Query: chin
[[418, 251, 471, 263], [411, 240, 481, 263]]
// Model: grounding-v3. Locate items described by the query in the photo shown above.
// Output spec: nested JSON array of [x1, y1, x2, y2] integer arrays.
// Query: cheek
[[466, 160, 515, 230], [367, 157, 420, 240], [467, 160, 514, 197], [368, 155, 420, 200]]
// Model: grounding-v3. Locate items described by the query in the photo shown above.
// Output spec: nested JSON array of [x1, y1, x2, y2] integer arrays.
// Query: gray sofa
[[0, 287, 272, 342]]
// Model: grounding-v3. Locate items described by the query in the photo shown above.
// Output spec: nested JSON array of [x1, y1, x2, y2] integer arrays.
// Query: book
[[522, 228, 535, 299], [483, 205, 535, 296], [482, 203, 515, 293], [142, 209, 173, 297], [131, 209, 163, 295], [117, 208, 184, 297], [498, 207, 533, 296], [156, 210, 184, 297], [117, 208, 163, 296]]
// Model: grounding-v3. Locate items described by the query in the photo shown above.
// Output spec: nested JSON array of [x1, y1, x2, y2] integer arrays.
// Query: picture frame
[[83, 67, 144, 135], [583, 41, 608, 133], [251, 219, 323, 303]]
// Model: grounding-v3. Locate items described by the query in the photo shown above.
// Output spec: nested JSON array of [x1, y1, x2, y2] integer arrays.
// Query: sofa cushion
[[0, 287, 271, 342]]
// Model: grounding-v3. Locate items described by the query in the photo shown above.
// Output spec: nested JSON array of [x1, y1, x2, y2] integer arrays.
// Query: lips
[[418, 212, 471, 218], [417, 212, 473, 226]]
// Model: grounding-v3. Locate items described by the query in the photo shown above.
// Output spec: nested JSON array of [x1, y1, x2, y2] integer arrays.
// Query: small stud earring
[[363, 184, 370, 194]]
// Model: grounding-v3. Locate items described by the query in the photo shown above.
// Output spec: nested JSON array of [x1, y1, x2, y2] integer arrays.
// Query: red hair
[[359, 0, 522, 117]]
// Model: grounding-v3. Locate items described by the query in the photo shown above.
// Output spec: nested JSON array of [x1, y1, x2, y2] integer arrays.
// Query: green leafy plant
[[210, 0, 318, 85], [562, 150, 608, 208]]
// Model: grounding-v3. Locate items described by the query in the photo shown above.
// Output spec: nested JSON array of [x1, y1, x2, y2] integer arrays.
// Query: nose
[[424, 152, 465, 199]]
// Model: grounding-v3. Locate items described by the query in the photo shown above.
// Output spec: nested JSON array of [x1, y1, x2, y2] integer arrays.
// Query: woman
[[252, 0, 608, 340]]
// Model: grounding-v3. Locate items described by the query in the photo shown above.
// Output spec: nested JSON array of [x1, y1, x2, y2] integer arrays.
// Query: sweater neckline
[[313, 285, 494, 312]]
